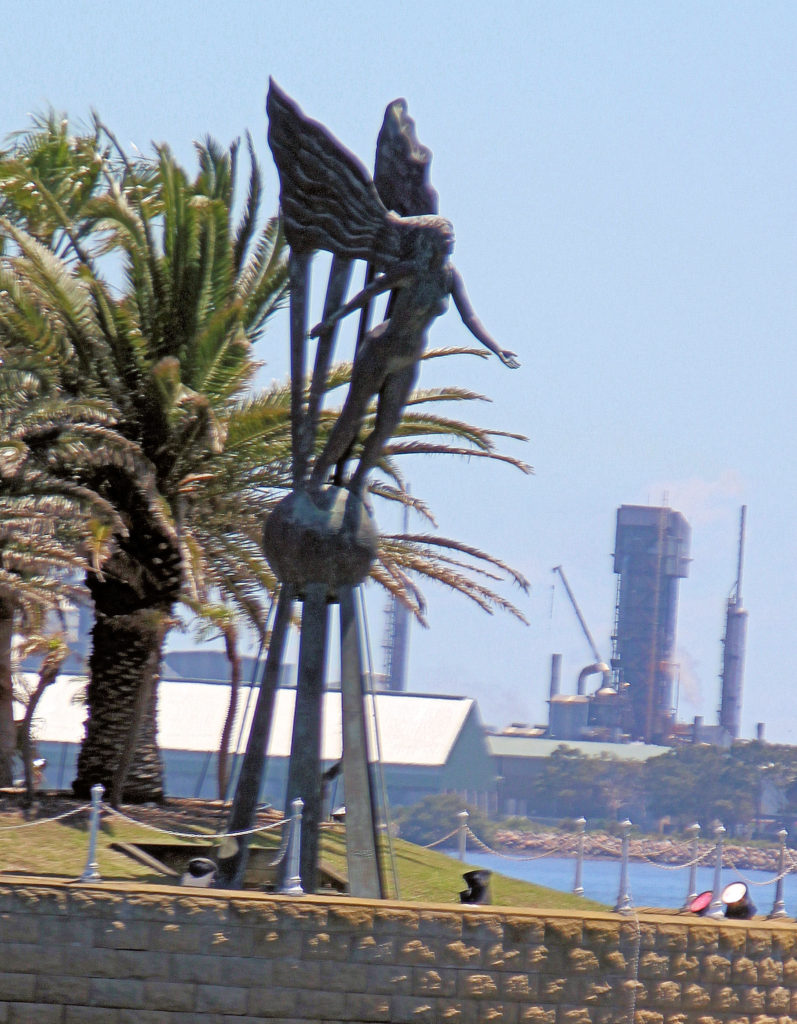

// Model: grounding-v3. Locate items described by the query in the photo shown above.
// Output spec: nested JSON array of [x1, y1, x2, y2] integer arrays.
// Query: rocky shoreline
[[493, 828, 791, 874]]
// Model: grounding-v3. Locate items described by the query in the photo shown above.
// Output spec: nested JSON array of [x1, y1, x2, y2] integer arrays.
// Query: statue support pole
[[340, 585, 383, 898], [280, 584, 330, 893], [216, 585, 293, 889], [289, 251, 311, 487]]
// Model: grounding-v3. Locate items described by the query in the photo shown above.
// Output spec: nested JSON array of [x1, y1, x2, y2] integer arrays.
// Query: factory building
[[20, 667, 496, 811], [542, 503, 753, 749]]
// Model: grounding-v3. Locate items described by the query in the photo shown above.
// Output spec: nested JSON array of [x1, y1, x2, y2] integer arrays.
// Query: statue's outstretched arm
[[450, 267, 520, 368], [310, 262, 414, 338]]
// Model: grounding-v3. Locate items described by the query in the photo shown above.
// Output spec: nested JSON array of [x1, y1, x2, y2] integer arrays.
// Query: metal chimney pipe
[[757, 722, 766, 742], [549, 653, 562, 700], [693, 715, 703, 743], [577, 662, 611, 696]]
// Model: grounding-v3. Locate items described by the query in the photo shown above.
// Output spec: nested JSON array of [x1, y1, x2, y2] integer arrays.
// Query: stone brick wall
[[1, 874, 797, 1023]]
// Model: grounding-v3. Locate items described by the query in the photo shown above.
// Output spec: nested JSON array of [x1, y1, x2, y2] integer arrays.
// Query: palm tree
[[0, 353, 122, 784], [1, 115, 531, 805], [0, 122, 289, 800]]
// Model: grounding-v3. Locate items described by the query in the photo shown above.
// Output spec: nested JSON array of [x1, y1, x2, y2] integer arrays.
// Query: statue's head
[[400, 215, 455, 265]]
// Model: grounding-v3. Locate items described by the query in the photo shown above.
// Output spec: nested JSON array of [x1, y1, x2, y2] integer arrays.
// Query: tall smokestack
[[719, 506, 748, 740], [549, 653, 562, 700]]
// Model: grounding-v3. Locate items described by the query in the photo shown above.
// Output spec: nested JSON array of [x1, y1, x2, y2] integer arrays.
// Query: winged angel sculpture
[[266, 81, 519, 507], [220, 85, 520, 894]]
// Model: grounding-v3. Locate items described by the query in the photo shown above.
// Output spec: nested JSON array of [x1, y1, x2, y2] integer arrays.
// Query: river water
[[458, 848, 797, 914]]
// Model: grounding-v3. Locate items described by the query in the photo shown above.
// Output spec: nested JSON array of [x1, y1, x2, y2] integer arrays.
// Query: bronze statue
[[267, 81, 519, 498], [221, 84, 521, 896]]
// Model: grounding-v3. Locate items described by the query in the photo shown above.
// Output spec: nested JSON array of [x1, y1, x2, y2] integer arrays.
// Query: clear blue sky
[[4, 1, 797, 740]]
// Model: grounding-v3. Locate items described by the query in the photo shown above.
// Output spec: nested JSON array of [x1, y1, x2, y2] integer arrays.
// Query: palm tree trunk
[[109, 612, 168, 808], [72, 605, 167, 802], [217, 620, 241, 799], [21, 643, 68, 807], [73, 501, 182, 804], [0, 598, 16, 787]]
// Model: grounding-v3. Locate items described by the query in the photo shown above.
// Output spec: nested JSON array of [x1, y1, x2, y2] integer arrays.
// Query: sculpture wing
[[373, 99, 438, 217], [267, 80, 403, 266]]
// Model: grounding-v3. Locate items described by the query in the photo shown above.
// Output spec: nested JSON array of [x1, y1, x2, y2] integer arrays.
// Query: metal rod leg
[[282, 584, 329, 893], [217, 586, 293, 889], [340, 585, 382, 898]]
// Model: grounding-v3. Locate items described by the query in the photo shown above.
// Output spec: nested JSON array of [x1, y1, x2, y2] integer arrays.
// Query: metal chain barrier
[[724, 853, 795, 888], [422, 826, 461, 850], [62, 785, 306, 895], [636, 846, 714, 871], [104, 805, 288, 842], [466, 826, 576, 861], [633, 837, 696, 863], [590, 834, 624, 856], [587, 833, 708, 870], [414, 811, 797, 920], [0, 804, 90, 831]]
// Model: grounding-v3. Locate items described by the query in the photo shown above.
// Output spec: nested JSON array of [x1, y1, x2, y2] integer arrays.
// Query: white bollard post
[[682, 822, 700, 910], [613, 819, 633, 915], [79, 784, 104, 882], [769, 828, 788, 919], [279, 797, 305, 896], [706, 822, 726, 918], [572, 817, 586, 896], [457, 811, 469, 862]]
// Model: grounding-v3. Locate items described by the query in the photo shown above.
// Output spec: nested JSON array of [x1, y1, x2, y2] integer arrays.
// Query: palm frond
[[232, 133, 262, 276], [382, 532, 529, 592], [382, 441, 532, 475]]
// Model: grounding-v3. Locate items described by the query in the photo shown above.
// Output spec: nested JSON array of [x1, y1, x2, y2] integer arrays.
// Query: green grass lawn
[[0, 806, 606, 911]]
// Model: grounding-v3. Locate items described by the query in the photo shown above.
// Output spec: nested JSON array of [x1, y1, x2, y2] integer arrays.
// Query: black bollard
[[180, 857, 217, 887], [460, 869, 492, 904]]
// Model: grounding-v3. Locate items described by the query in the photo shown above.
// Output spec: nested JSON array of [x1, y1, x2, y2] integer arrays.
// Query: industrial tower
[[612, 505, 691, 744], [382, 502, 411, 692], [382, 592, 411, 691]]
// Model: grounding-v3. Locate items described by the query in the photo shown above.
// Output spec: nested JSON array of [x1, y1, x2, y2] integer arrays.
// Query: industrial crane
[[552, 565, 611, 694]]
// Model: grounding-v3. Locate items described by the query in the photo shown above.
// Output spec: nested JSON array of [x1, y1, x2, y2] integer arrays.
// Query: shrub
[[393, 793, 496, 848]]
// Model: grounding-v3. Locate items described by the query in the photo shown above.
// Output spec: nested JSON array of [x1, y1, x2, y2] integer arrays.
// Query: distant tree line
[[521, 741, 797, 837]]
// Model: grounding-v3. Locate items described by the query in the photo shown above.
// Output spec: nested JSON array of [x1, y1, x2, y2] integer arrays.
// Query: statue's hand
[[499, 349, 520, 368]]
